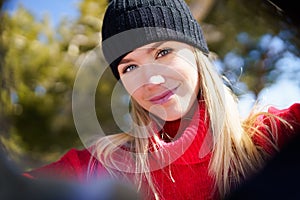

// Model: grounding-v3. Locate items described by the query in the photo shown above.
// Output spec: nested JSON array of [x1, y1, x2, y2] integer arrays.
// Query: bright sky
[[5, 0, 81, 27], [239, 79, 300, 118]]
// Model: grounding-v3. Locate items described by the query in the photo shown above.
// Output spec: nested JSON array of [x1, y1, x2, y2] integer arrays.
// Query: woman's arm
[[23, 148, 106, 182], [253, 103, 300, 154]]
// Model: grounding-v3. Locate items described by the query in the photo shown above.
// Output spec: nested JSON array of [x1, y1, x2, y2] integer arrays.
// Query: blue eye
[[123, 64, 137, 73], [156, 48, 172, 58]]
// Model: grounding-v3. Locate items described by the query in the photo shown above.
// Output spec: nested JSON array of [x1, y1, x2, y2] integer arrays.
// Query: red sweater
[[24, 103, 300, 200]]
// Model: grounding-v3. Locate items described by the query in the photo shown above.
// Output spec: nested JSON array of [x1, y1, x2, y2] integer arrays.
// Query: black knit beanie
[[101, 0, 209, 80]]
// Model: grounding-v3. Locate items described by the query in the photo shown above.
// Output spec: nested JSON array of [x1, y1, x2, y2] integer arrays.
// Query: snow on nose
[[149, 75, 165, 84]]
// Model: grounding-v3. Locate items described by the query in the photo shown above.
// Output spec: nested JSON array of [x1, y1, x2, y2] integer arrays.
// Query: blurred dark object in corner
[[0, 0, 4, 10], [226, 132, 300, 200], [0, 146, 141, 200], [268, 0, 300, 26]]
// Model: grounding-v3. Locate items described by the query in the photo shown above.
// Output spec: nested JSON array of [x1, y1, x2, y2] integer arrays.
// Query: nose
[[149, 75, 165, 84], [145, 74, 166, 91]]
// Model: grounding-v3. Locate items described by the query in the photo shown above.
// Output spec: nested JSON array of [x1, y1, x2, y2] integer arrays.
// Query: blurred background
[[0, 0, 299, 171]]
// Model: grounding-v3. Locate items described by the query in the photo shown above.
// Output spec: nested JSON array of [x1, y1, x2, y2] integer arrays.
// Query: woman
[[25, 0, 300, 199]]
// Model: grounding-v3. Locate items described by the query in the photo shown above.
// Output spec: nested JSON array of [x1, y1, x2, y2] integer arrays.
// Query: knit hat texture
[[101, 0, 209, 80]]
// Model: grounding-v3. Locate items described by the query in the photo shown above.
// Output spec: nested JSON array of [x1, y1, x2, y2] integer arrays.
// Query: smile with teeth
[[149, 87, 178, 104]]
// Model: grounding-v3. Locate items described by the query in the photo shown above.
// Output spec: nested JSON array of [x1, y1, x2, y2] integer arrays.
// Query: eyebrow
[[119, 41, 166, 65]]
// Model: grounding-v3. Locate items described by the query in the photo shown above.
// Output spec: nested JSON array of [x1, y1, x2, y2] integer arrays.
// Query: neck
[[156, 100, 199, 142]]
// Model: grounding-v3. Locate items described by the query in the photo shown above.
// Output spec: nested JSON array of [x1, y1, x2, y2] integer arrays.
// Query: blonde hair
[[91, 48, 287, 199]]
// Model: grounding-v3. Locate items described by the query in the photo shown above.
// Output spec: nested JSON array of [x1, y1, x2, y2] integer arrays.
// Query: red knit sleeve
[[23, 148, 106, 182], [253, 103, 300, 154], [270, 103, 300, 139]]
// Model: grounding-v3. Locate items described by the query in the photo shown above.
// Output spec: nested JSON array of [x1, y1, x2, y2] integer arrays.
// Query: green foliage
[[205, 0, 300, 97], [0, 0, 112, 169], [1, 7, 76, 167]]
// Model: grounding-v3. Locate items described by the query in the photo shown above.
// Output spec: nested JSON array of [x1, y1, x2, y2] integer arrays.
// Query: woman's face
[[118, 41, 199, 121]]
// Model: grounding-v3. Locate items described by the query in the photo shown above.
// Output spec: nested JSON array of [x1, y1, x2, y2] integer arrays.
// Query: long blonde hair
[[91, 48, 287, 199]]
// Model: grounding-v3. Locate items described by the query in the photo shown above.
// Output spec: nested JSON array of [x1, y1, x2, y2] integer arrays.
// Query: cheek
[[190, 72, 200, 92], [182, 60, 199, 91], [173, 62, 199, 89], [175, 69, 199, 100], [130, 88, 147, 106]]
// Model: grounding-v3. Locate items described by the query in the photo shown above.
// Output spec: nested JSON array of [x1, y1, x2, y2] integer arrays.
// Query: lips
[[149, 87, 177, 105]]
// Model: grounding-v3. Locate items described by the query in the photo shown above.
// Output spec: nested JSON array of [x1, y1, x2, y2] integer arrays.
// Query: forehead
[[121, 41, 166, 60], [128, 41, 191, 55], [135, 41, 165, 50]]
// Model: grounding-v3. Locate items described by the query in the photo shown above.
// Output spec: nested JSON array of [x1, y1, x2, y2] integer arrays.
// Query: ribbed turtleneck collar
[[149, 100, 212, 165]]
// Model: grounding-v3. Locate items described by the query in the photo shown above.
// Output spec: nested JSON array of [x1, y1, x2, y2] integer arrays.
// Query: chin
[[146, 100, 193, 121], [152, 110, 187, 122]]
